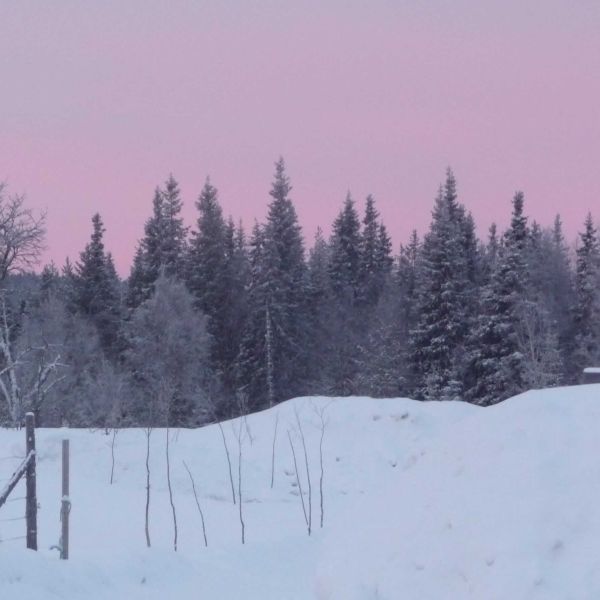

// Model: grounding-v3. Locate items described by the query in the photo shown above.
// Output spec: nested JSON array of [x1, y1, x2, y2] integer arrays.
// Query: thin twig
[[144, 427, 151, 548], [270, 412, 279, 489], [237, 417, 245, 544], [218, 422, 236, 504], [295, 407, 312, 536], [166, 427, 178, 552], [182, 460, 208, 547], [287, 430, 308, 527], [110, 428, 118, 485]]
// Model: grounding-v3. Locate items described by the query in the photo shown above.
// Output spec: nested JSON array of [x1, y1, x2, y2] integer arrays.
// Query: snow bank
[[2, 386, 600, 599]]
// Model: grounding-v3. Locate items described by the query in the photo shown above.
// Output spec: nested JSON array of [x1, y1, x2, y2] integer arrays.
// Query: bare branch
[[182, 460, 208, 547], [0, 185, 46, 282], [218, 422, 236, 504]]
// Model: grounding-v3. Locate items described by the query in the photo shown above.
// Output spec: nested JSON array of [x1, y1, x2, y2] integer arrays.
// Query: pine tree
[[74, 214, 122, 355], [409, 170, 474, 400], [187, 178, 227, 313], [161, 175, 188, 276], [236, 159, 308, 409], [326, 193, 363, 394], [526, 215, 573, 379], [358, 195, 379, 306], [220, 219, 249, 400], [186, 179, 248, 404], [571, 213, 600, 375], [305, 228, 332, 391], [39, 262, 60, 302], [465, 192, 530, 404], [329, 193, 361, 299], [127, 176, 187, 308], [357, 195, 393, 309]]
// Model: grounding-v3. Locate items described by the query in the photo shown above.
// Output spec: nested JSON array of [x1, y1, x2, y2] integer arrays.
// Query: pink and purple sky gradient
[[1, 1, 599, 275]]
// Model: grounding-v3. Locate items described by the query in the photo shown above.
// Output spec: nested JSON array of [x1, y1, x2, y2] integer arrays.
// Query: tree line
[[0, 160, 598, 427]]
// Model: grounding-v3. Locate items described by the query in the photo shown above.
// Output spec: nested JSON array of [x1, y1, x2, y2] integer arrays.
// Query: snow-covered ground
[[2, 385, 600, 599]]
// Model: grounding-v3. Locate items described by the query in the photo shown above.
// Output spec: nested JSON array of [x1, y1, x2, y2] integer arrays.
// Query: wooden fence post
[[60, 439, 70, 560], [25, 412, 37, 551]]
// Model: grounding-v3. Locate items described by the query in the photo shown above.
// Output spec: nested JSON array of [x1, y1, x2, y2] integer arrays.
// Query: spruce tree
[[306, 228, 332, 391], [465, 192, 530, 404], [357, 195, 393, 309], [127, 176, 187, 309], [409, 170, 474, 400], [571, 213, 600, 375], [236, 159, 308, 408], [326, 193, 363, 394], [187, 179, 247, 404], [74, 214, 122, 355], [329, 193, 361, 299]]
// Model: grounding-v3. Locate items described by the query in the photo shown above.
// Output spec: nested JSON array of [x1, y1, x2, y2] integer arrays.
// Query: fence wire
[[0, 467, 26, 545]]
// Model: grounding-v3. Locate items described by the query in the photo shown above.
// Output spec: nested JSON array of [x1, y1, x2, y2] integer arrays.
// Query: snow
[[2, 385, 600, 598], [583, 367, 600, 374]]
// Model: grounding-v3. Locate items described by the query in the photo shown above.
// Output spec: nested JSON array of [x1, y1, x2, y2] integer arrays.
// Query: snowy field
[[2, 385, 600, 599]]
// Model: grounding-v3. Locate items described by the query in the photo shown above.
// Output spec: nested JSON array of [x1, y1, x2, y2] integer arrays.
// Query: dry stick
[[110, 428, 118, 485], [237, 418, 245, 544], [218, 423, 236, 504], [287, 430, 308, 527], [144, 427, 152, 548], [318, 412, 326, 529], [166, 427, 178, 552], [270, 412, 279, 489], [295, 409, 312, 536], [182, 460, 208, 547]]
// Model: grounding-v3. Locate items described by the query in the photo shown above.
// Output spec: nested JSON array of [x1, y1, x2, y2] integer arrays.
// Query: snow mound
[[2, 386, 600, 599]]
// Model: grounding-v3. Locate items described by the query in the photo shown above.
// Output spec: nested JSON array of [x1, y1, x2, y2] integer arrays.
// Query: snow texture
[[2, 385, 600, 599]]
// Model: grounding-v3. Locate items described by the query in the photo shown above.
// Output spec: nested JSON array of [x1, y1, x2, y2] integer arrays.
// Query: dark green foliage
[[127, 176, 187, 308], [571, 213, 600, 375], [409, 171, 477, 400], [236, 158, 308, 409], [73, 214, 122, 356]]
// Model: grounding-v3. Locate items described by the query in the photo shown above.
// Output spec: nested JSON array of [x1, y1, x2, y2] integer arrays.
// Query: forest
[[0, 159, 597, 428]]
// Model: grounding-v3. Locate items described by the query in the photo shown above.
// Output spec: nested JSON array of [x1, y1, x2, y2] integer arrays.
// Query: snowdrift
[[2, 385, 600, 599]]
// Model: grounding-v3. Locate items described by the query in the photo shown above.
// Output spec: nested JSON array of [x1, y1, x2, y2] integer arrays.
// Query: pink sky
[[1, 1, 599, 275]]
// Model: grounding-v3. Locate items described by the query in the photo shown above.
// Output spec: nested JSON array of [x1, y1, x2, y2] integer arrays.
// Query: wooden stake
[[25, 412, 37, 551], [61, 439, 70, 559]]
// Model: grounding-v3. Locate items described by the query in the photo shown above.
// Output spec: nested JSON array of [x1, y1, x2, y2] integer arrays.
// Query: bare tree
[[270, 412, 279, 489], [218, 422, 236, 504], [287, 429, 308, 529], [182, 460, 208, 547], [0, 184, 46, 282], [0, 294, 64, 426], [236, 391, 248, 544], [144, 426, 152, 548], [165, 425, 178, 552], [110, 428, 118, 485], [295, 407, 312, 536], [314, 404, 329, 529], [237, 416, 245, 544]]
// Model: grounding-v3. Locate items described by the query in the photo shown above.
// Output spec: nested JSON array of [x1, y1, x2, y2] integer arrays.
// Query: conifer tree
[[329, 193, 361, 299], [39, 262, 60, 302], [74, 214, 122, 355], [127, 176, 187, 308], [571, 213, 600, 375], [236, 159, 308, 408], [306, 228, 332, 390], [465, 192, 530, 404], [187, 179, 247, 403], [357, 196, 393, 309], [326, 193, 363, 394], [409, 170, 474, 400]]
